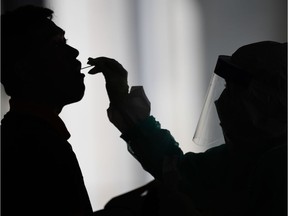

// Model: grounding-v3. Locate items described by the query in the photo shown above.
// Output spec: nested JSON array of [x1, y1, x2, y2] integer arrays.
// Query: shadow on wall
[[198, 0, 287, 83]]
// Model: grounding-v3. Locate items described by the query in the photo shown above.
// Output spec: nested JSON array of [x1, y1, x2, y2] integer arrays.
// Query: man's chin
[[61, 87, 86, 106]]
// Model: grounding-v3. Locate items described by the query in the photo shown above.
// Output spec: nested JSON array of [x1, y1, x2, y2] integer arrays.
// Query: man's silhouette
[[1, 5, 93, 215]]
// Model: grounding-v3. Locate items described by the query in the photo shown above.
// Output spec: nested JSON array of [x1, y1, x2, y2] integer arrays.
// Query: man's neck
[[9, 98, 70, 139], [10, 98, 63, 115]]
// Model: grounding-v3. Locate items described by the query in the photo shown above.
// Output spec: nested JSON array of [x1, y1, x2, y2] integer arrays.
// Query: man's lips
[[75, 60, 82, 71]]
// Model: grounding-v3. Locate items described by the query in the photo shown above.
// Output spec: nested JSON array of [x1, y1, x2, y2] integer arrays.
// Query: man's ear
[[13, 60, 35, 82]]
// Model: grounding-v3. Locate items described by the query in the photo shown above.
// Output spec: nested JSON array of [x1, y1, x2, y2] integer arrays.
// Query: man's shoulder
[[1, 111, 69, 150], [2, 111, 53, 134]]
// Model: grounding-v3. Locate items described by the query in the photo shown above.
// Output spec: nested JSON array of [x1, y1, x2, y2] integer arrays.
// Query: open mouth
[[75, 60, 82, 71]]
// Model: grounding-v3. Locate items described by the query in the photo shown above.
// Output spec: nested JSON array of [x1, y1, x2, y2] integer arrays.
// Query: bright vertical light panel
[[134, 0, 205, 153], [45, 0, 204, 211], [45, 0, 153, 211]]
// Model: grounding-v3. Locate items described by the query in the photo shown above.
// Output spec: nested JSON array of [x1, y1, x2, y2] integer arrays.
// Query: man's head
[[1, 5, 85, 108], [214, 41, 287, 141]]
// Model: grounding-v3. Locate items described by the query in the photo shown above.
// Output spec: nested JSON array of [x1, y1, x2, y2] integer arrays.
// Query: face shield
[[193, 55, 251, 148], [193, 42, 287, 148], [192, 73, 225, 148]]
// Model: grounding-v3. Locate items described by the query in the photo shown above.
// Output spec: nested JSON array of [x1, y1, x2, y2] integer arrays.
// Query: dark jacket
[[121, 116, 287, 216], [1, 106, 93, 216]]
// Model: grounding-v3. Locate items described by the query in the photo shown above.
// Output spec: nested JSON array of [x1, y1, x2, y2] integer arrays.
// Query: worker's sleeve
[[106, 85, 183, 180], [120, 115, 184, 180]]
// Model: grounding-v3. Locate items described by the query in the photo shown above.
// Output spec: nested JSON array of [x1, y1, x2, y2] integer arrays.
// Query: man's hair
[[1, 5, 55, 96]]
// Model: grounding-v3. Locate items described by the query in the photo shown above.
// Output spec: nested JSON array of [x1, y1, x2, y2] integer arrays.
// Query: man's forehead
[[32, 20, 66, 46]]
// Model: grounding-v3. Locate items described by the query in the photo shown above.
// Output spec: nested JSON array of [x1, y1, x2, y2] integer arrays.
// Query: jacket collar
[[9, 99, 71, 140]]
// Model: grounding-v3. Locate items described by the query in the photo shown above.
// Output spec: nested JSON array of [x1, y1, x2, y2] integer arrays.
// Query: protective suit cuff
[[120, 115, 160, 142]]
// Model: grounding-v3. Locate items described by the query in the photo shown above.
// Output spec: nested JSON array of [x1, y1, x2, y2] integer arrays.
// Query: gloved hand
[[87, 57, 129, 105], [88, 57, 151, 133], [107, 86, 151, 133]]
